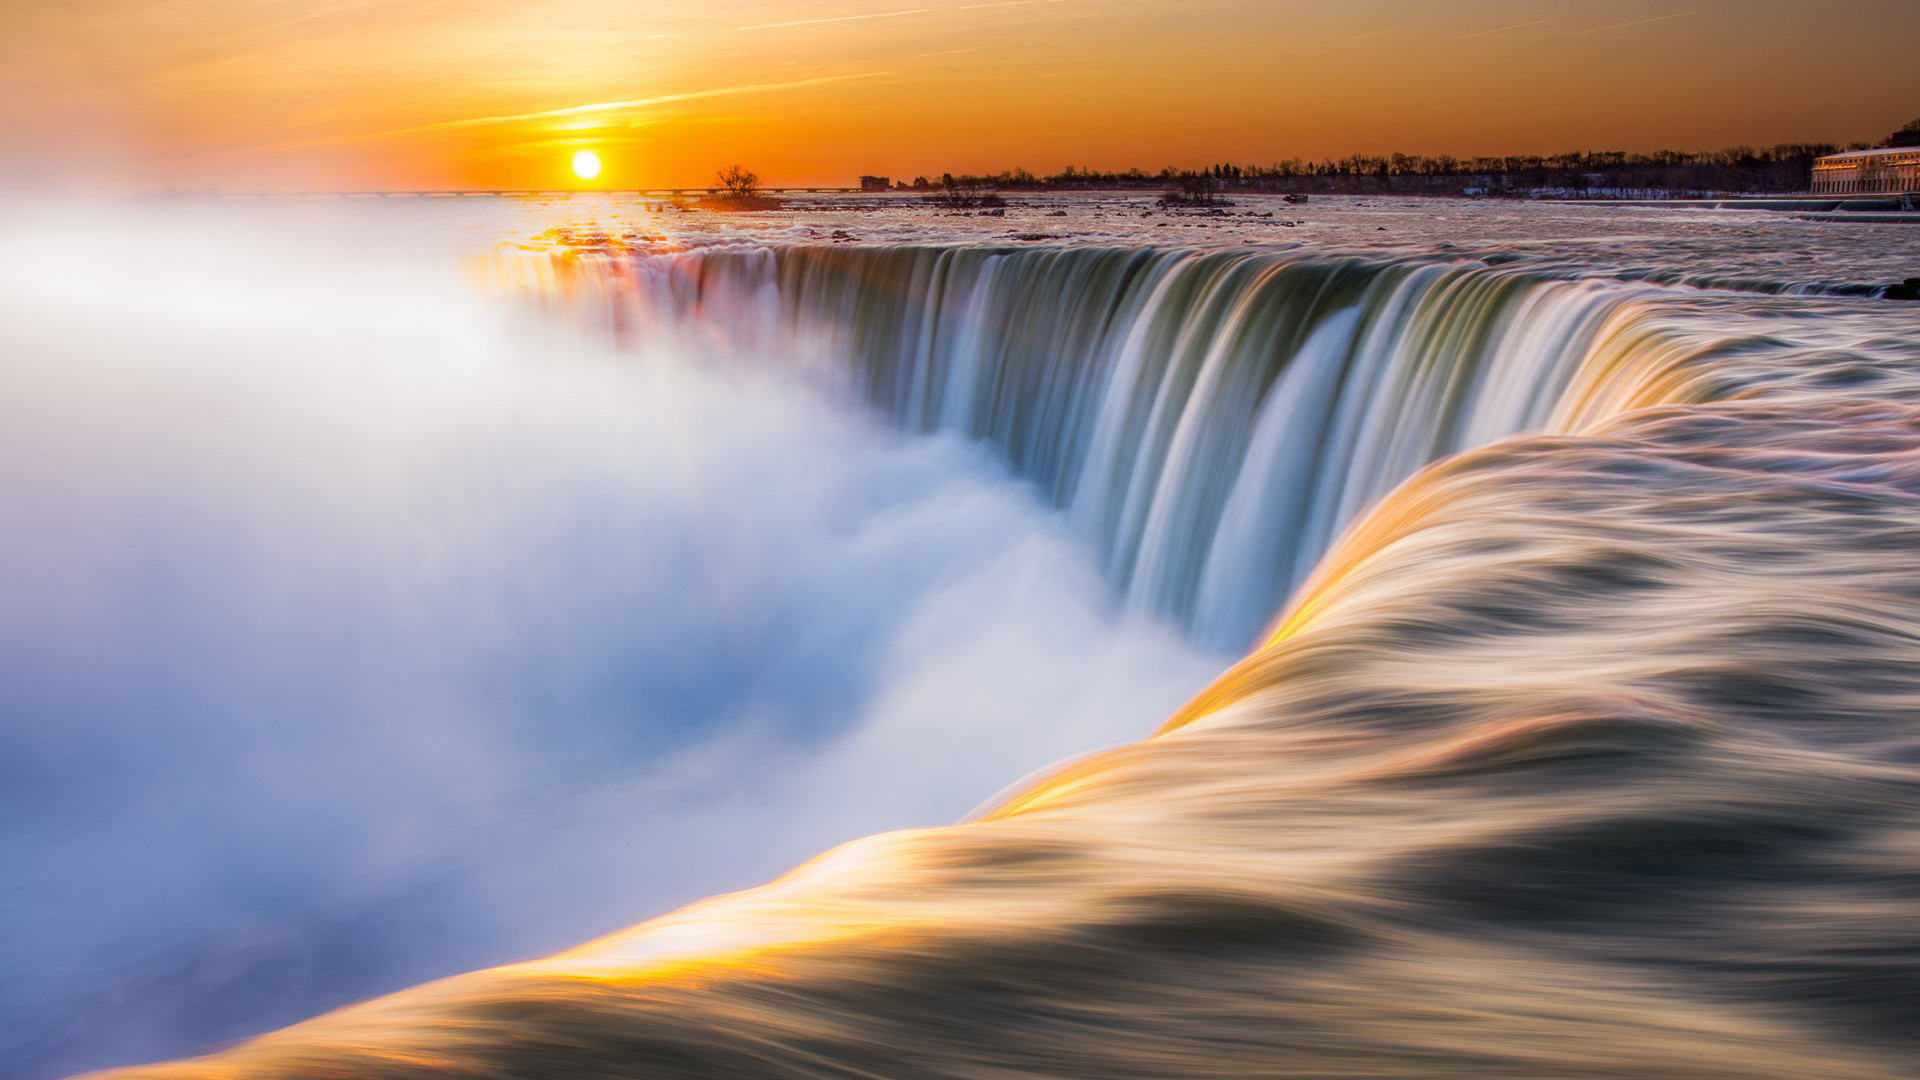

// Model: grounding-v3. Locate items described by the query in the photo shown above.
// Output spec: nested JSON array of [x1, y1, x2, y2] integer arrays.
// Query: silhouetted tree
[[1157, 174, 1234, 208], [925, 175, 1005, 209], [715, 165, 760, 198]]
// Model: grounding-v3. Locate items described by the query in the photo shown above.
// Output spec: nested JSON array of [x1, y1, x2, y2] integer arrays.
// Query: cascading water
[[521, 245, 1733, 650]]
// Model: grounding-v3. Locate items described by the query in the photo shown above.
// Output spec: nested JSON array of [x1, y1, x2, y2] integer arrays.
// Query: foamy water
[[5, 196, 1918, 1078]]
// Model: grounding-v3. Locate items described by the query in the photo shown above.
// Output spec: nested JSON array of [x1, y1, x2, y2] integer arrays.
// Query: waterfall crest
[[520, 245, 1741, 649]]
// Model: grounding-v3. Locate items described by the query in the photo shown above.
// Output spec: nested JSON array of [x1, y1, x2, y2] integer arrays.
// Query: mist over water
[[0, 204, 1223, 1078]]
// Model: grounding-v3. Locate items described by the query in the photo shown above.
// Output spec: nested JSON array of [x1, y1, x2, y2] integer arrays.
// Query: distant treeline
[[895, 143, 1870, 198]]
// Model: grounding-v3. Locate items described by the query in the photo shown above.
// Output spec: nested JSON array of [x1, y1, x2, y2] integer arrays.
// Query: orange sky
[[3, 0, 1915, 192]]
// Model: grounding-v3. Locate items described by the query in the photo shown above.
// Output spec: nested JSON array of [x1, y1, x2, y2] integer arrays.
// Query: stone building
[[1811, 147, 1920, 194]]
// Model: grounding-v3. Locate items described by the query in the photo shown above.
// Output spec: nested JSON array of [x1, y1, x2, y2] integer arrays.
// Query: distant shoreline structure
[[1811, 146, 1920, 195]]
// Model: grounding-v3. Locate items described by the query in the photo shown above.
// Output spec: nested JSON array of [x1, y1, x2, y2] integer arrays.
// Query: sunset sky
[[4, 0, 1915, 192]]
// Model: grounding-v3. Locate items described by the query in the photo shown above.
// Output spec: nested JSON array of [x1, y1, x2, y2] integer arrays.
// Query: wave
[[83, 242, 1920, 1079]]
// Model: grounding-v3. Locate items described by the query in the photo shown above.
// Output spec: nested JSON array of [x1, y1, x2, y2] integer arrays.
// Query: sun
[[571, 149, 602, 181]]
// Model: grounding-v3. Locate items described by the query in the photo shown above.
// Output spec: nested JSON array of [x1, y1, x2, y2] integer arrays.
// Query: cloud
[[383, 72, 897, 136], [1581, 10, 1700, 34], [1458, 18, 1548, 40], [739, 7, 935, 31], [737, 0, 1070, 32]]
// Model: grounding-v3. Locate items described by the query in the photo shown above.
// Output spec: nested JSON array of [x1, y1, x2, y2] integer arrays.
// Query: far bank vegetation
[[891, 140, 1893, 199]]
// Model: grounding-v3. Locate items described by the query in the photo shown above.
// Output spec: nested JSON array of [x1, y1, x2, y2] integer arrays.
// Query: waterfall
[[81, 231, 1920, 1080], [517, 246, 1726, 650]]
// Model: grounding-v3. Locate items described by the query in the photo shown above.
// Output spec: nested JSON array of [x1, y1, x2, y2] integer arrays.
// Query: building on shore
[[860, 175, 892, 192], [1811, 147, 1920, 194]]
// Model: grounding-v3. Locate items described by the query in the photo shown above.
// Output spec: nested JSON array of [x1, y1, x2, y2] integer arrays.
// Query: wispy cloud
[[740, 7, 933, 31], [738, 0, 1069, 32], [1458, 18, 1547, 40], [956, 0, 1071, 11], [1349, 26, 1404, 42], [1582, 10, 1699, 34], [385, 73, 896, 135]]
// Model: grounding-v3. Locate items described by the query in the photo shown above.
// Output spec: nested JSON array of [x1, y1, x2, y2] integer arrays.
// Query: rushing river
[[4, 194, 1918, 1079]]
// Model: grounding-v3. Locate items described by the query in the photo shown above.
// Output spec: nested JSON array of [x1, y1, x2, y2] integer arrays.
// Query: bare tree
[[925, 174, 1006, 210], [715, 165, 761, 198], [1157, 174, 1234, 208]]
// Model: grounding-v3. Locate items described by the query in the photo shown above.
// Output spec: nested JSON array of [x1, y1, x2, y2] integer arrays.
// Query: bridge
[[219, 188, 871, 199]]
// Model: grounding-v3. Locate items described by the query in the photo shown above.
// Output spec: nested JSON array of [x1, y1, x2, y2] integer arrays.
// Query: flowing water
[[525, 244, 1769, 651], [5, 195, 1919, 1079]]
